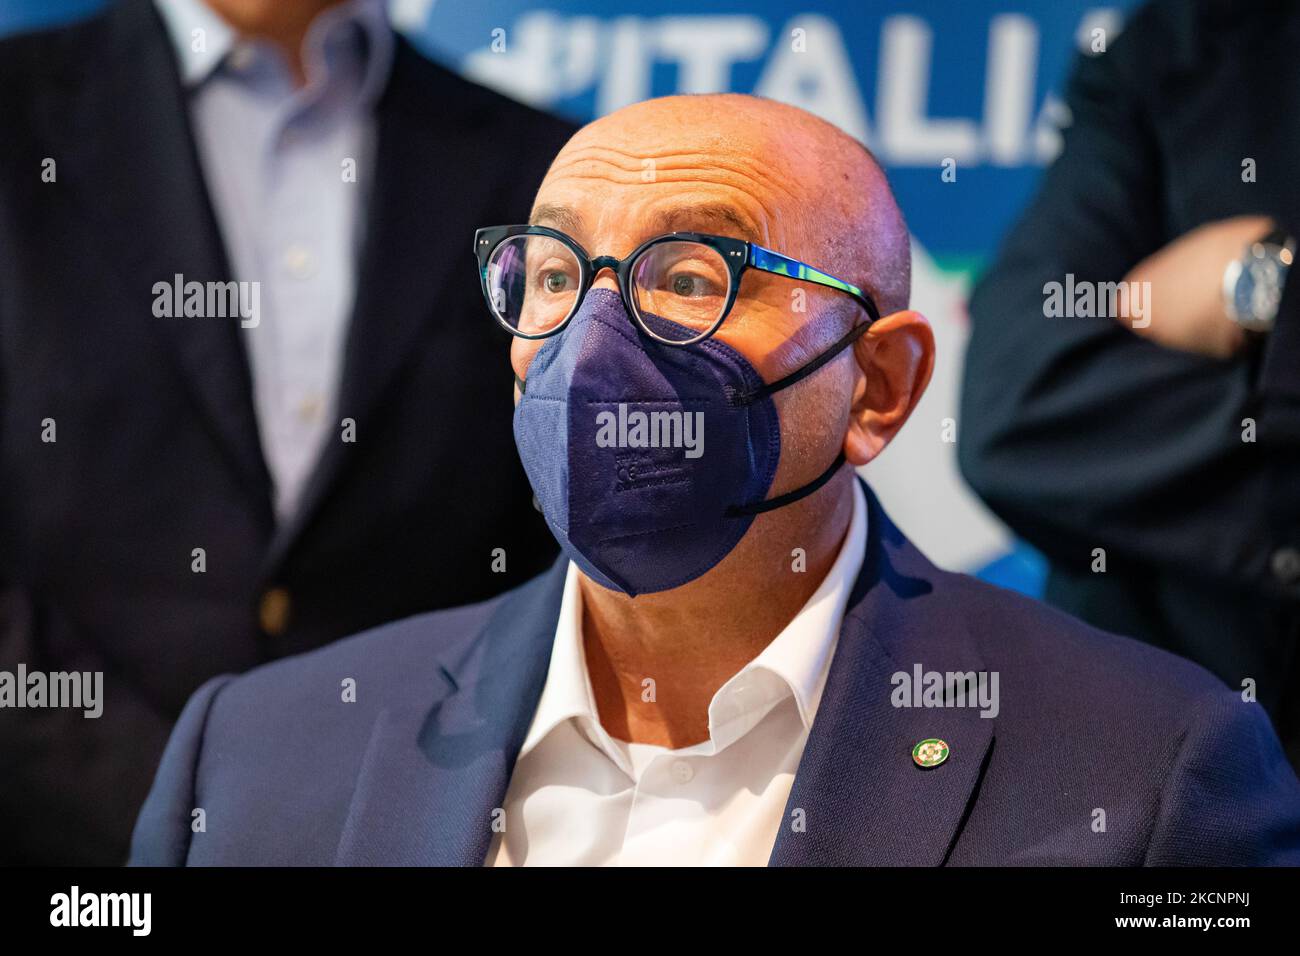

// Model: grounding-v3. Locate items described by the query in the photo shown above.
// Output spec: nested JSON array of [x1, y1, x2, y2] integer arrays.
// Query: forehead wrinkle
[[547, 144, 658, 175], [554, 146, 801, 199], [541, 164, 804, 251]]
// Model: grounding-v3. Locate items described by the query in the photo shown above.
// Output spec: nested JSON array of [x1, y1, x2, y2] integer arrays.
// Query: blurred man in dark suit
[[960, 0, 1300, 766], [0, 0, 570, 863]]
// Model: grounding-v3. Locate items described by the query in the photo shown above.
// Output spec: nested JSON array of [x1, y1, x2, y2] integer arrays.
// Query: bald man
[[130, 95, 1300, 866]]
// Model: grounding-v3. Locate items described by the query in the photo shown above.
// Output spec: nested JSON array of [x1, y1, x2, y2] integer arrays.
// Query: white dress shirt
[[154, 0, 393, 520], [488, 479, 867, 866]]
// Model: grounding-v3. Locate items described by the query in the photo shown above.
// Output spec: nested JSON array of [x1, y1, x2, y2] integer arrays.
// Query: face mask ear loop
[[721, 319, 870, 517], [725, 452, 847, 518], [724, 320, 871, 408]]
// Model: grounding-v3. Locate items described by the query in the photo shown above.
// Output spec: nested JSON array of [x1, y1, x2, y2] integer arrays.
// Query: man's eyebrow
[[647, 204, 762, 244], [529, 203, 584, 234]]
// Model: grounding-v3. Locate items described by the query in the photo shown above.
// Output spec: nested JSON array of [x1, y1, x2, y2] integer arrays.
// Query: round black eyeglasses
[[473, 224, 880, 346]]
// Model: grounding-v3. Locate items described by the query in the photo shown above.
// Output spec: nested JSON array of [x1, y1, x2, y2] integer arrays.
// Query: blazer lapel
[[770, 484, 995, 866], [264, 40, 509, 571], [42, 0, 272, 514], [333, 558, 567, 865]]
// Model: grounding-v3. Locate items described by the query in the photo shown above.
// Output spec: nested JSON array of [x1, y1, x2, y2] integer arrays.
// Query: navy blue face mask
[[513, 288, 869, 596]]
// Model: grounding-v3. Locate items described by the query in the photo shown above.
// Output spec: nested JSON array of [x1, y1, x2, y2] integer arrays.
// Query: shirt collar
[[155, 0, 233, 86], [517, 560, 603, 757], [154, 0, 394, 106], [519, 479, 868, 761]]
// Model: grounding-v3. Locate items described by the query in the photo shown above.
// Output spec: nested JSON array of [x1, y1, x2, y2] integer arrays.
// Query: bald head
[[538, 93, 911, 317]]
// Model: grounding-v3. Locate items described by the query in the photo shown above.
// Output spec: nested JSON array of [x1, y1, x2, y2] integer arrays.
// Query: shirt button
[[296, 393, 325, 424], [1271, 547, 1300, 586], [283, 243, 316, 279], [670, 760, 694, 784], [258, 587, 292, 637]]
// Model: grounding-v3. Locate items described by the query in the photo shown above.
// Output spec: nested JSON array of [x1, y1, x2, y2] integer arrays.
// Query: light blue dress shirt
[[155, 0, 394, 521]]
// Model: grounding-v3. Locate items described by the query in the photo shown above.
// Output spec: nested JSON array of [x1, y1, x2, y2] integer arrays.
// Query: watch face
[[1230, 247, 1286, 329]]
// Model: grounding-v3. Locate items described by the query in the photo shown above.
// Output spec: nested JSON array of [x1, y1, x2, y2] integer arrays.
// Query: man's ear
[[843, 310, 934, 466]]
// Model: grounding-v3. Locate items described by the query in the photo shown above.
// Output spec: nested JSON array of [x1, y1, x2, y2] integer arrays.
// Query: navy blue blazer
[[130, 486, 1300, 865]]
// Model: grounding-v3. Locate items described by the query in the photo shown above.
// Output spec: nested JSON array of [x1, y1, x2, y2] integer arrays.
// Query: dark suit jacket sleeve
[[1145, 689, 1300, 864], [128, 675, 235, 866], [958, 14, 1300, 599]]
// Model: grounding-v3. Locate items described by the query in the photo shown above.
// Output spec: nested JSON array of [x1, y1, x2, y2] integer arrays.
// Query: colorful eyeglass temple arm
[[748, 243, 880, 323]]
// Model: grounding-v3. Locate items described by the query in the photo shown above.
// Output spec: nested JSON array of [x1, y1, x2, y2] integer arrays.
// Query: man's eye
[[534, 263, 574, 293], [668, 271, 718, 298]]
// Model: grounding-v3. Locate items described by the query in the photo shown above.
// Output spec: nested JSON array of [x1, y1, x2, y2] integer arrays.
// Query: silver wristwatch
[[1222, 228, 1295, 333]]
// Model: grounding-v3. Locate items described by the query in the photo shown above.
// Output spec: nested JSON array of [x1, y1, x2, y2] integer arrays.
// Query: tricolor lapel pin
[[912, 738, 950, 769]]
